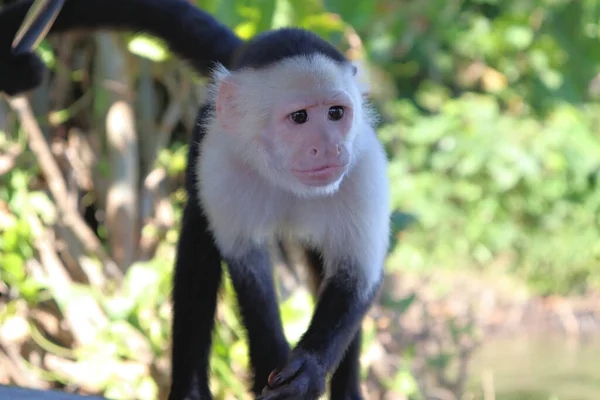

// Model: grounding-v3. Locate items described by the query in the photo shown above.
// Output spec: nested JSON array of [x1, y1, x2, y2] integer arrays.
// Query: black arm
[[258, 258, 383, 400]]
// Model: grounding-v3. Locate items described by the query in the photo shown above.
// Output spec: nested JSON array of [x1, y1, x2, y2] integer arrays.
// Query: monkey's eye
[[328, 106, 344, 121], [290, 110, 308, 124]]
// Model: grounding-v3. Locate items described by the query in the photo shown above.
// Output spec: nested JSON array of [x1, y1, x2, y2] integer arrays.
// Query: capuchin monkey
[[0, 1, 391, 399]]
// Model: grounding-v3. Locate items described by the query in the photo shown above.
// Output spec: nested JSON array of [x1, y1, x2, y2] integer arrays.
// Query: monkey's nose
[[309, 144, 343, 157]]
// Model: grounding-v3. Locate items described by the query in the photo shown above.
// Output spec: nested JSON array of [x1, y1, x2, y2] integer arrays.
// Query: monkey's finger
[[269, 357, 304, 387], [267, 369, 280, 387], [12, 0, 65, 55]]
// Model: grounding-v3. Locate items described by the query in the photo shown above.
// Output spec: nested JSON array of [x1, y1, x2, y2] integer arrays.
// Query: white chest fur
[[196, 128, 391, 289]]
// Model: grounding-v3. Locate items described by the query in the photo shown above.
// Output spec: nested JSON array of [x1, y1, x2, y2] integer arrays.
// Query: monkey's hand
[[0, 52, 46, 96], [257, 349, 326, 400]]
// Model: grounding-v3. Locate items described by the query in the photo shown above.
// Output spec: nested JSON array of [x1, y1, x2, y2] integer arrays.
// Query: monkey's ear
[[215, 76, 240, 131]]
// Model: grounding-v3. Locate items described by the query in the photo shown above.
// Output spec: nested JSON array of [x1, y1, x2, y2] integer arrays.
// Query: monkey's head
[[209, 30, 373, 198]]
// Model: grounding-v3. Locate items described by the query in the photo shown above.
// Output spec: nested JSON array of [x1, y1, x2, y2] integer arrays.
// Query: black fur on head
[[231, 28, 348, 71]]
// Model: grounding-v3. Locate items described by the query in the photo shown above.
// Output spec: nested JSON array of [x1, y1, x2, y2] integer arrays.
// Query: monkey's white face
[[211, 54, 372, 198], [263, 88, 354, 190]]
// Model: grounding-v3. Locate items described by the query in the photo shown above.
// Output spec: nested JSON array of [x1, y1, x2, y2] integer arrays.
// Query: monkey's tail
[[0, 0, 243, 74]]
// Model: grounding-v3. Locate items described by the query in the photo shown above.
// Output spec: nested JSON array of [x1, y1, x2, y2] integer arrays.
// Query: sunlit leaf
[[124, 262, 161, 301], [504, 25, 533, 50], [280, 290, 313, 344], [127, 36, 169, 62], [388, 367, 419, 395], [234, 21, 257, 40], [0, 227, 19, 252], [28, 191, 57, 225], [103, 295, 137, 321], [1, 252, 25, 282]]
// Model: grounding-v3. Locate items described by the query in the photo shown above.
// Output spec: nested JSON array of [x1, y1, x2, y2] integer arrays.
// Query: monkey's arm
[[259, 264, 382, 400], [0, 0, 242, 95], [169, 106, 225, 399]]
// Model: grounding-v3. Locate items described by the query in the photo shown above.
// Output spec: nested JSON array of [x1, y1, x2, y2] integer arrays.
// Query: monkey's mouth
[[292, 165, 346, 186]]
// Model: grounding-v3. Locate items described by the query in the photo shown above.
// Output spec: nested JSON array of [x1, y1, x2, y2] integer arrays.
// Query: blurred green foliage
[[384, 95, 600, 295], [367, 0, 600, 295]]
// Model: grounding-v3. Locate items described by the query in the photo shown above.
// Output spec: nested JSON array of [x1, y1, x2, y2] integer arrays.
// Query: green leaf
[[388, 366, 419, 395], [28, 191, 56, 225], [124, 262, 161, 301], [390, 211, 418, 233], [127, 36, 169, 62], [19, 279, 47, 303], [0, 227, 19, 252], [504, 25, 534, 50], [1, 252, 26, 282], [381, 293, 416, 314], [103, 295, 137, 321], [280, 290, 313, 344]]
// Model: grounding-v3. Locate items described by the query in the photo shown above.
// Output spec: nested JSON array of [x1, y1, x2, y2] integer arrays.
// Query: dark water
[[467, 335, 600, 400]]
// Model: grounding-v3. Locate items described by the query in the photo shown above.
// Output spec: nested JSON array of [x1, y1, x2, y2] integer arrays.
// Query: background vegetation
[[1, 0, 599, 399]]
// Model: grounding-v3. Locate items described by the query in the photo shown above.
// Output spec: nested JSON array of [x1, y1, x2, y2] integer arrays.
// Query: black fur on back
[[231, 28, 348, 71]]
